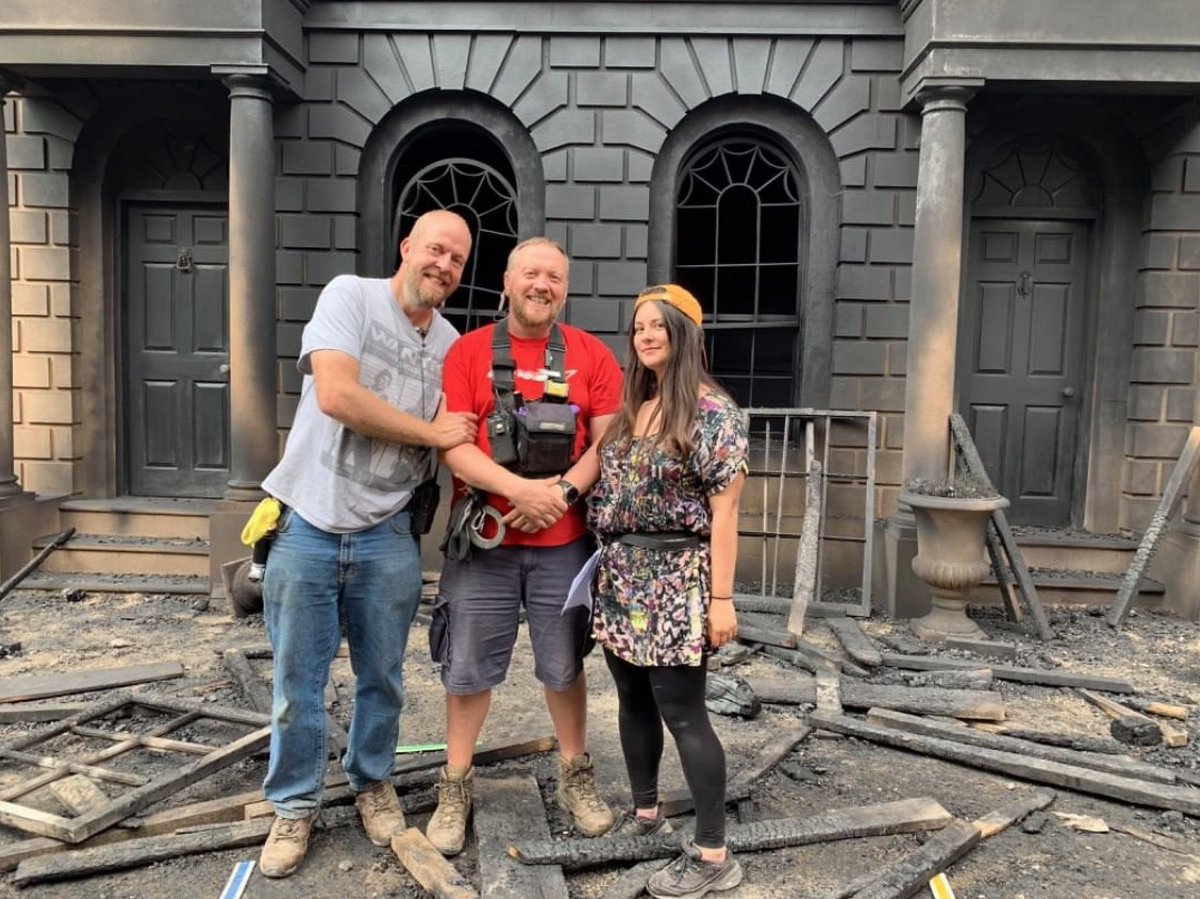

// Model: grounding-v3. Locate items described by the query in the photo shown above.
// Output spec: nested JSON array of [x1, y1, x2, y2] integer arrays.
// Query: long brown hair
[[601, 300, 725, 460]]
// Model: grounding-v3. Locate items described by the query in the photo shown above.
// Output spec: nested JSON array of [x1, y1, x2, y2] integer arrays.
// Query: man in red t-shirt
[[426, 237, 622, 855]]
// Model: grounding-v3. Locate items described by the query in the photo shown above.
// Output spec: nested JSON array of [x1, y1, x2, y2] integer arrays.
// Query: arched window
[[674, 134, 804, 408], [390, 122, 519, 335], [359, 93, 545, 335]]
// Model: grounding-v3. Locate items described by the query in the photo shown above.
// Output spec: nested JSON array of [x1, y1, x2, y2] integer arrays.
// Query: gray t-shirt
[[262, 275, 459, 533]]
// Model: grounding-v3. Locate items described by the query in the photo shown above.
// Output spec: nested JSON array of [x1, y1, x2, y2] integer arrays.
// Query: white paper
[[563, 548, 601, 614]]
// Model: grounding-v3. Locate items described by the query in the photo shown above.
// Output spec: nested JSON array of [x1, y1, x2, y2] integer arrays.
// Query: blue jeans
[[262, 507, 421, 818]]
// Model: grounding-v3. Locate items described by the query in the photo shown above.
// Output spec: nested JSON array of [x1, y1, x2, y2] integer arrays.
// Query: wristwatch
[[558, 480, 581, 504]]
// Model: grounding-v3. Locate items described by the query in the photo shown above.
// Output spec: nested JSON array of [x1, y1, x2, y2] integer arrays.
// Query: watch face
[[561, 482, 579, 503]]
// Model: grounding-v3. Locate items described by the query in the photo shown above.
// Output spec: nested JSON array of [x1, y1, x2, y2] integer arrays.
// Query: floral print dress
[[587, 392, 749, 668]]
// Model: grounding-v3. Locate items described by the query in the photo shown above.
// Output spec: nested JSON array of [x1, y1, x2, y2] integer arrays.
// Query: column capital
[[907, 76, 983, 114], [222, 73, 276, 104]]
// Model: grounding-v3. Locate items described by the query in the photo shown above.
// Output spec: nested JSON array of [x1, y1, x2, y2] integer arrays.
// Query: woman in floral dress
[[588, 284, 748, 899]]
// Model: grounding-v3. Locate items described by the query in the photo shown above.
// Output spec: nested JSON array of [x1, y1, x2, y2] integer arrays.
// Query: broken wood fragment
[[707, 642, 760, 671], [1108, 425, 1200, 627], [899, 668, 993, 691], [880, 653, 1136, 693], [221, 648, 273, 715], [508, 797, 953, 869], [736, 619, 798, 650], [474, 775, 568, 899], [0, 702, 89, 724], [1076, 689, 1180, 746], [969, 724, 1125, 755], [844, 818, 981, 899], [824, 616, 882, 667], [12, 818, 277, 886], [816, 673, 842, 715], [392, 827, 479, 899], [749, 676, 1006, 721], [788, 461, 823, 636], [943, 636, 1018, 660], [1123, 697, 1189, 720], [49, 775, 109, 817], [808, 711, 1200, 817], [866, 708, 1176, 785], [604, 857, 670, 899], [0, 662, 186, 704], [728, 726, 813, 792], [824, 791, 1055, 899]]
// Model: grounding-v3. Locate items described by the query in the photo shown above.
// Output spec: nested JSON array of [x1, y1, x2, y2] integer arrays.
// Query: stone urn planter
[[900, 489, 1010, 641]]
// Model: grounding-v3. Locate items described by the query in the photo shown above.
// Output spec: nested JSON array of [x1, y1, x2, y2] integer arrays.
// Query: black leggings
[[603, 649, 727, 848]]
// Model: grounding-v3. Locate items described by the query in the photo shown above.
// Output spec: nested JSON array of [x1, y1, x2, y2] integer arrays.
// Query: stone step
[[15, 572, 211, 595], [31, 533, 210, 577], [1011, 527, 1138, 575], [57, 498, 213, 541], [972, 568, 1164, 607]]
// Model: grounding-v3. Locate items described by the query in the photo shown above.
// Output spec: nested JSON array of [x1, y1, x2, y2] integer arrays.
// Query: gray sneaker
[[610, 809, 673, 838], [646, 840, 743, 899]]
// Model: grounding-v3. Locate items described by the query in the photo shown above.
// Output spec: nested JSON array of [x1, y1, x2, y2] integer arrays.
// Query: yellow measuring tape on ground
[[929, 873, 957, 899]]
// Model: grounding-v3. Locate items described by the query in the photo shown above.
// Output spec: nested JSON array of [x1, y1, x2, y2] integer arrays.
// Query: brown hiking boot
[[355, 780, 405, 847], [259, 812, 318, 878], [555, 753, 614, 836], [426, 766, 474, 856]]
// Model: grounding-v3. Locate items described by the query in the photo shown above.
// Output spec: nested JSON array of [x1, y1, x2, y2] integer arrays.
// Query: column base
[[209, 499, 258, 615], [0, 494, 63, 582], [910, 596, 986, 641], [1152, 519, 1200, 621], [873, 515, 933, 619]]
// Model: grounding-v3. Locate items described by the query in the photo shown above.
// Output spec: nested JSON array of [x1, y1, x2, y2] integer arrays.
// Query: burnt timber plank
[[474, 775, 568, 899], [392, 827, 479, 899], [1108, 425, 1200, 627], [508, 797, 953, 869], [866, 708, 1176, 784], [808, 711, 1200, 817], [12, 818, 276, 886], [788, 461, 823, 636], [823, 791, 1055, 899], [943, 636, 1018, 660], [824, 617, 882, 667], [748, 676, 1006, 722], [878, 653, 1136, 693], [0, 662, 185, 704], [970, 724, 1126, 755], [848, 818, 981, 899]]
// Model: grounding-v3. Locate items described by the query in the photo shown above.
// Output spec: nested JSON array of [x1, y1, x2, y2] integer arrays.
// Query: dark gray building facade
[[2, 1, 1199, 617]]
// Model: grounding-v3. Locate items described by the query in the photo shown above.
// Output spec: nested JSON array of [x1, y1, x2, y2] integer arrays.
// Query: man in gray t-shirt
[[257, 210, 477, 878]]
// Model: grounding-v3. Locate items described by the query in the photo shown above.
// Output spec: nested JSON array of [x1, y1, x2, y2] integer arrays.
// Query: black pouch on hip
[[407, 477, 440, 536]]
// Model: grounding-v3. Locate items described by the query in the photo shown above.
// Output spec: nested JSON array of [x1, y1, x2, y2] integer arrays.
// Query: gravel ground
[[0, 590, 1196, 898]]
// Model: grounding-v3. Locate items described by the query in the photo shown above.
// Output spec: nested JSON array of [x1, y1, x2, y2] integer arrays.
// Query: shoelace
[[436, 781, 469, 824], [273, 819, 309, 843], [567, 770, 609, 811], [365, 789, 394, 814]]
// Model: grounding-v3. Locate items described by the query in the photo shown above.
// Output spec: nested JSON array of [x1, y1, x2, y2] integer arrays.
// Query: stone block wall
[[1126, 107, 1200, 532], [5, 95, 80, 497]]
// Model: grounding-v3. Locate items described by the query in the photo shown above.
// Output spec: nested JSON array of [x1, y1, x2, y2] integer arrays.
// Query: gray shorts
[[431, 537, 593, 695]]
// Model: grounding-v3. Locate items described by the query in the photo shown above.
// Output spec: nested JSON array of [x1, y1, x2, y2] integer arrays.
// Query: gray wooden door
[[125, 206, 230, 497], [958, 220, 1089, 526]]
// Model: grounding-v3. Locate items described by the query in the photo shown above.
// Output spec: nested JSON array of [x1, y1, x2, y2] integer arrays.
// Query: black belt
[[615, 532, 702, 551]]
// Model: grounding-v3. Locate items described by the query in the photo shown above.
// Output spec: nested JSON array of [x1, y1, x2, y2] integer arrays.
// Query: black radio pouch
[[516, 401, 576, 475], [407, 475, 440, 535], [491, 320, 575, 476]]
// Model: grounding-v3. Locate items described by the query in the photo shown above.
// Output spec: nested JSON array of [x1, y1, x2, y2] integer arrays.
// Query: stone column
[[0, 78, 26, 502], [881, 86, 973, 618], [222, 74, 277, 501]]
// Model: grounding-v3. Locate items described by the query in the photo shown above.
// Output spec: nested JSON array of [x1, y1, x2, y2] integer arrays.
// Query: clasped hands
[[503, 477, 569, 533]]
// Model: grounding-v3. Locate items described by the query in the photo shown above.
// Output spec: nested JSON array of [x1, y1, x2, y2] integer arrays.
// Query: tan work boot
[[426, 765, 474, 856], [355, 780, 405, 847], [555, 753, 614, 836], [259, 812, 318, 878]]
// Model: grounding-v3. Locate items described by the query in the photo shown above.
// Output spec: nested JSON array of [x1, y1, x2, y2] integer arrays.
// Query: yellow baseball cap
[[635, 284, 703, 328]]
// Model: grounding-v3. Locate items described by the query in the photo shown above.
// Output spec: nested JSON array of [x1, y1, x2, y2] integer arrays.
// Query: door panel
[[958, 220, 1089, 526], [125, 205, 230, 497]]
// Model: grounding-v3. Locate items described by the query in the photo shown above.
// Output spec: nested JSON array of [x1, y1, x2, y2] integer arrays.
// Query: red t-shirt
[[441, 321, 624, 547]]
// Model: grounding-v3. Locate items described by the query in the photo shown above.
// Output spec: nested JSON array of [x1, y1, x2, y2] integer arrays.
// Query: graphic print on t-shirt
[[319, 319, 441, 491]]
